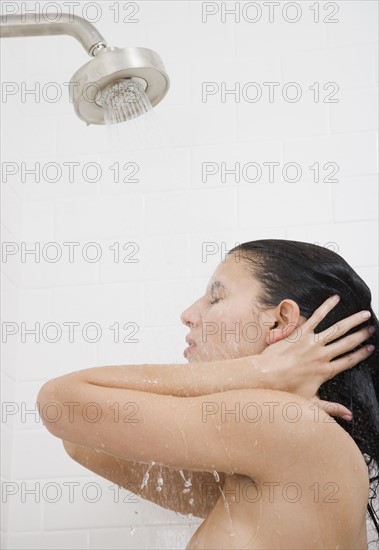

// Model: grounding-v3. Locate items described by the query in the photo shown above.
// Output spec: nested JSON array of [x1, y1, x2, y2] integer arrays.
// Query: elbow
[[36, 379, 64, 438], [62, 439, 79, 458]]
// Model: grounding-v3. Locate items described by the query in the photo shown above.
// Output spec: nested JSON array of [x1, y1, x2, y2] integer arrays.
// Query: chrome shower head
[[70, 46, 170, 125], [0, 13, 170, 125]]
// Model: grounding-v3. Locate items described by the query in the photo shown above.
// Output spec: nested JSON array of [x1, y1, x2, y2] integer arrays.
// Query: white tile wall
[[330, 88, 378, 133], [282, 45, 377, 90], [282, 132, 377, 178], [326, 1, 378, 47], [53, 195, 144, 240], [7, 531, 89, 549], [145, 188, 238, 235], [1, 1, 378, 549]]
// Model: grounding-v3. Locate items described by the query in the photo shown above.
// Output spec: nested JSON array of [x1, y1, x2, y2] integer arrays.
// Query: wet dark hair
[[228, 239, 379, 540]]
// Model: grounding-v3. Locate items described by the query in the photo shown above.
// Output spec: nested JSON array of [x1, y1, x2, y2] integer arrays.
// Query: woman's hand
[[259, 295, 375, 420]]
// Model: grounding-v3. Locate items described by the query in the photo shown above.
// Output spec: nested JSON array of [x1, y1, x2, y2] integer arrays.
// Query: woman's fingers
[[319, 310, 372, 344], [324, 343, 375, 378], [302, 295, 372, 345], [302, 294, 341, 332], [324, 325, 375, 358], [316, 399, 352, 420]]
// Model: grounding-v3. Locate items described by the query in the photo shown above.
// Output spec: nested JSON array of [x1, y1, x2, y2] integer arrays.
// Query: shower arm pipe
[[0, 13, 107, 56]]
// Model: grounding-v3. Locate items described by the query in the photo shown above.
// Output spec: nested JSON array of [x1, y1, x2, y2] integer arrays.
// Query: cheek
[[216, 307, 262, 347], [203, 306, 245, 345], [206, 301, 241, 319], [203, 306, 240, 335]]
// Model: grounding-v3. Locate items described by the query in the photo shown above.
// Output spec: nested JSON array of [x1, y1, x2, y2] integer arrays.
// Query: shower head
[[70, 46, 170, 125], [0, 13, 170, 125]]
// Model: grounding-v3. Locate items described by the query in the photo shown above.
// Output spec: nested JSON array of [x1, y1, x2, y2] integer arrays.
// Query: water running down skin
[[37, 255, 374, 548]]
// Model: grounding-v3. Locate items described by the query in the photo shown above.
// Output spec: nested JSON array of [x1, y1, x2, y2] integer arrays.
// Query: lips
[[184, 335, 196, 357], [185, 336, 196, 347]]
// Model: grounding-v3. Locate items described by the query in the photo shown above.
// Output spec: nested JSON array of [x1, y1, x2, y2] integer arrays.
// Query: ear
[[265, 300, 303, 345]]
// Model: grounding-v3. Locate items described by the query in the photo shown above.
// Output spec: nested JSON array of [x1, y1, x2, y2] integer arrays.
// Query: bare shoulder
[[312, 406, 369, 478], [302, 397, 366, 456], [282, 402, 370, 511]]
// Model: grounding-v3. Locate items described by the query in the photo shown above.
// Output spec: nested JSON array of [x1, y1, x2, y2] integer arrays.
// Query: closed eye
[[207, 281, 225, 306]]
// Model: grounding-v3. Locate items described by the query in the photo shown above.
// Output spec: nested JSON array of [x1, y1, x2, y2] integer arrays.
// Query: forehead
[[208, 254, 258, 292]]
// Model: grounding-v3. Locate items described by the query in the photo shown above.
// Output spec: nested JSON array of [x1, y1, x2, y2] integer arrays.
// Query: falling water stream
[[213, 470, 236, 538], [179, 469, 193, 493], [100, 79, 152, 124], [99, 80, 239, 546], [140, 461, 155, 490], [137, 462, 236, 544], [99, 78, 172, 154]]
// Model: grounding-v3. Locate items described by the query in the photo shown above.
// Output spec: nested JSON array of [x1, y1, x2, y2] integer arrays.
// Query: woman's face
[[180, 253, 275, 362]]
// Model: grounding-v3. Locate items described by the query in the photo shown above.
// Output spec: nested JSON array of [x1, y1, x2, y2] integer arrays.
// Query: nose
[[180, 300, 201, 328]]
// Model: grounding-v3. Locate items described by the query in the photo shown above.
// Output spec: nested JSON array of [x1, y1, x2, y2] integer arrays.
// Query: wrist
[[249, 354, 285, 392], [236, 354, 274, 391]]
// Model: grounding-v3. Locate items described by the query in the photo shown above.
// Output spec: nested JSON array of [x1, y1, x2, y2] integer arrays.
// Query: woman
[[37, 239, 378, 548]]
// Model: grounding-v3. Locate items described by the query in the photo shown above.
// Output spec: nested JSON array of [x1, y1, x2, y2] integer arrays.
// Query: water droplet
[[141, 471, 150, 489], [179, 469, 192, 491], [140, 462, 155, 489]]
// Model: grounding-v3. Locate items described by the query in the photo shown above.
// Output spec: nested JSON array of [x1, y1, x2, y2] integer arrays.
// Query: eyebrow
[[209, 281, 226, 293]]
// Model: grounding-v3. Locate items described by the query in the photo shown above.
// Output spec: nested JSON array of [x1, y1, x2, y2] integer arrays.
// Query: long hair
[[228, 239, 379, 540]]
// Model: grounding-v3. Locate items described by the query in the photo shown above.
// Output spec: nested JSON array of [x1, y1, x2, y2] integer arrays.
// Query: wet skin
[[62, 405, 369, 549], [41, 254, 372, 548], [180, 255, 369, 547]]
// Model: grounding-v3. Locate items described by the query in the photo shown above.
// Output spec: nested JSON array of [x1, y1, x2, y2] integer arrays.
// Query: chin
[[187, 351, 206, 363], [186, 346, 227, 363]]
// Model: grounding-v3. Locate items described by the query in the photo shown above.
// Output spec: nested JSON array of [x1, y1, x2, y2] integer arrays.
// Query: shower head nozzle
[[70, 46, 170, 125]]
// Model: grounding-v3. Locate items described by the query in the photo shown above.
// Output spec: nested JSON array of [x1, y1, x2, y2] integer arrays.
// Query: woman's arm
[[57, 355, 265, 396], [62, 440, 224, 518], [43, 298, 372, 516], [45, 298, 373, 403], [37, 298, 372, 477], [39, 379, 351, 483]]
